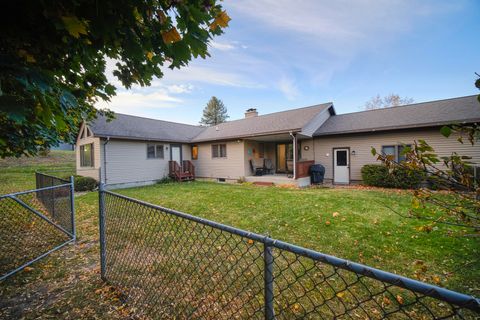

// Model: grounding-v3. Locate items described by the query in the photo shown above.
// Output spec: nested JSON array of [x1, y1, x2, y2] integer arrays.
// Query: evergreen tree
[[200, 96, 229, 126]]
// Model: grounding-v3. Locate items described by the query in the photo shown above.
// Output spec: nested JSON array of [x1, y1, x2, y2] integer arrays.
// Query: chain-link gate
[[0, 172, 76, 281], [99, 184, 480, 319]]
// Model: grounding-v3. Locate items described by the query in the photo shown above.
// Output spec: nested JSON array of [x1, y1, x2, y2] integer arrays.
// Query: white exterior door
[[334, 148, 350, 184], [171, 145, 181, 164]]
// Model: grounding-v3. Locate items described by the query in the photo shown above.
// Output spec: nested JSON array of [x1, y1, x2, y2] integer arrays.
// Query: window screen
[[147, 144, 156, 159], [212, 144, 227, 158], [156, 145, 164, 159], [397, 145, 411, 162], [336, 150, 347, 166], [381, 146, 396, 160], [80, 143, 93, 167], [219, 144, 227, 157], [212, 145, 219, 158]]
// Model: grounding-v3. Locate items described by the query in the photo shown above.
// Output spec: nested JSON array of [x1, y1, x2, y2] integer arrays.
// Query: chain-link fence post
[[69, 176, 76, 241], [98, 182, 107, 280], [264, 240, 275, 320], [50, 176, 56, 220]]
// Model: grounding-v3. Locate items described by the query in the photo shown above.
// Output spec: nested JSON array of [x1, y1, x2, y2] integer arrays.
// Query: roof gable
[[314, 95, 480, 136]]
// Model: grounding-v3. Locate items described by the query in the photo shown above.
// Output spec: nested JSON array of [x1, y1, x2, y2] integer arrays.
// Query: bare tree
[[364, 94, 414, 110]]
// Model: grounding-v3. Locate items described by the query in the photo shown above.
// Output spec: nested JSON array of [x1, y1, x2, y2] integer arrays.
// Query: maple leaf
[[161, 28, 181, 44], [61, 16, 89, 38], [210, 11, 231, 30]]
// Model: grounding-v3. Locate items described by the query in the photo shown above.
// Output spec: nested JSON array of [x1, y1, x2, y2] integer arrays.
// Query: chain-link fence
[[0, 173, 75, 281], [99, 185, 480, 319]]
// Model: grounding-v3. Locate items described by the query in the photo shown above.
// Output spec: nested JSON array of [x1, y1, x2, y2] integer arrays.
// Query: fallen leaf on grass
[[432, 275, 441, 284], [383, 296, 391, 305]]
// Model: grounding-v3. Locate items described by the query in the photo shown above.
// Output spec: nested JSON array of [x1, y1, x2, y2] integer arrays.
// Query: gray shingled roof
[[89, 113, 204, 143], [314, 95, 480, 136], [191, 103, 332, 142]]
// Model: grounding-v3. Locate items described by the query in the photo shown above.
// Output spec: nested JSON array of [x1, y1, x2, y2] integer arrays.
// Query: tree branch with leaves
[[0, 0, 230, 157], [372, 79, 480, 233]]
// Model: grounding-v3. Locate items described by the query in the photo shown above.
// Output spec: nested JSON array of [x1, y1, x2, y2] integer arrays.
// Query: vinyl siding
[[313, 128, 480, 182], [182, 144, 192, 161], [102, 139, 172, 185], [192, 140, 245, 179], [76, 123, 101, 180], [299, 138, 314, 161]]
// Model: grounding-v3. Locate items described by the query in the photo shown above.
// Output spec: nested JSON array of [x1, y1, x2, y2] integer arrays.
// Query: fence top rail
[[102, 187, 480, 312], [0, 183, 72, 199], [35, 171, 70, 183]]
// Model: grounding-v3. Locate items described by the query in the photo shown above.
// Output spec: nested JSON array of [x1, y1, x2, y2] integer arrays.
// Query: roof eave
[[191, 128, 303, 143], [313, 119, 480, 137], [93, 133, 192, 143]]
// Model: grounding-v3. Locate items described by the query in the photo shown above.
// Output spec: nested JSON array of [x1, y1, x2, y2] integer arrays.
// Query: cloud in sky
[[209, 41, 236, 51], [278, 76, 300, 101], [95, 0, 472, 122], [229, 0, 461, 54]]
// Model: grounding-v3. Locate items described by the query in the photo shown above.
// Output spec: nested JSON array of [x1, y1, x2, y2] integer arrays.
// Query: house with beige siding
[[76, 95, 480, 188]]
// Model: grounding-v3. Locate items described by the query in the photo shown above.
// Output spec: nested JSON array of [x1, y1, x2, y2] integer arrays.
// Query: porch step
[[176, 172, 194, 182]]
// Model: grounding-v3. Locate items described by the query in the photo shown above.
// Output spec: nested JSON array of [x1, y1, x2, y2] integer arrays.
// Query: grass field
[[0, 151, 478, 318]]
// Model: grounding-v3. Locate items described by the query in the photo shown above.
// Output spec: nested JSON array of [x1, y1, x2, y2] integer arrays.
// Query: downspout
[[289, 131, 296, 179], [102, 137, 110, 184]]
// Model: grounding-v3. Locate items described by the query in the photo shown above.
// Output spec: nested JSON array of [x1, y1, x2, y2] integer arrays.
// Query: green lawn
[[0, 152, 478, 318], [114, 181, 479, 294]]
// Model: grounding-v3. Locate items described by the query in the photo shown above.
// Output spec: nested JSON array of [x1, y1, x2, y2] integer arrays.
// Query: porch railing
[[182, 160, 195, 177]]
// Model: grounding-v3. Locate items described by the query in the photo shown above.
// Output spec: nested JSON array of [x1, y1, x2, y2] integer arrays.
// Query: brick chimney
[[245, 108, 258, 118]]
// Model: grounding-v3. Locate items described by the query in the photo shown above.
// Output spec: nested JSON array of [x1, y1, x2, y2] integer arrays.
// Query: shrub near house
[[68, 175, 98, 191], [361, 164, 423, 189]]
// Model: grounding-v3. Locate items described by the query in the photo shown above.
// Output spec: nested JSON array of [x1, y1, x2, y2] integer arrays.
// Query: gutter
[[191, 128, 304, 143], [102, 137, 110, 184]]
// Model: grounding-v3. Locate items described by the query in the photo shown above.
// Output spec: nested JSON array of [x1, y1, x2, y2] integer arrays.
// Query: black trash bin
[[310, 164, 325, 184]]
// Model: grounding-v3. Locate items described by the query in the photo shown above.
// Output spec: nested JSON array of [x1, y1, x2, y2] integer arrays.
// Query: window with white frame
[[212, 144, 227, 158], [381, 144, 411, 162], [80, 143, 94, 167], [147, 144, 164, 159]]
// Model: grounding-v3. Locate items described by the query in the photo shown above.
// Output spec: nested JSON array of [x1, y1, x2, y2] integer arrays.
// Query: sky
[[97, 0, 480, 125]]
